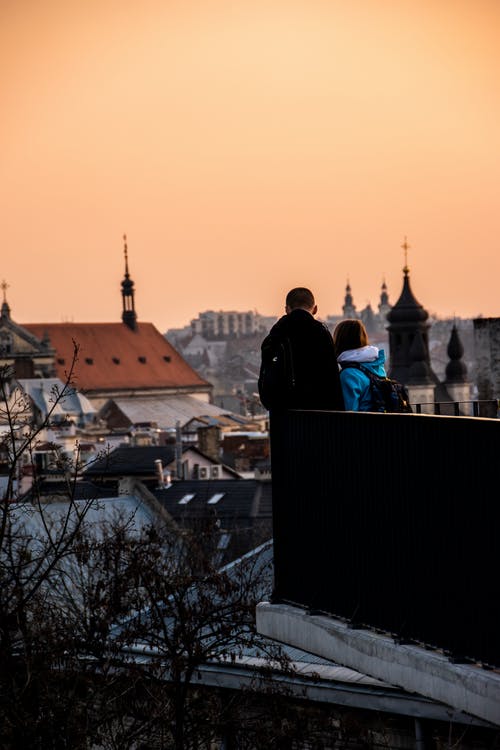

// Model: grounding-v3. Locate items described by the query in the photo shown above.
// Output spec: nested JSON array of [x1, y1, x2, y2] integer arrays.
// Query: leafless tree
[[0, 350, 295, 750], [0, 343, 107, 747]]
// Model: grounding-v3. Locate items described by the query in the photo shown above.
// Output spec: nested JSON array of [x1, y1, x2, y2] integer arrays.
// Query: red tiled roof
[[24, 322, 209, 393]]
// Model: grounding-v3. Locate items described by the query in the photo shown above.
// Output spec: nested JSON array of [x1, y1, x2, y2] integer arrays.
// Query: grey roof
[[153, 479, 272, 521], [7, 495, 157, 541], [120, 540, 486, 726], [17, 378, 96, 419], [83, 445, 241, 481], [100, 394, 232, 429], [84, 445, 178, 477], [6, 493, 486, 726], [21, 480, 118, 502]]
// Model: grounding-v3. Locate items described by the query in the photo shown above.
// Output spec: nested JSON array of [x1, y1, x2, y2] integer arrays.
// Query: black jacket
[[258, 309, 345, 412]]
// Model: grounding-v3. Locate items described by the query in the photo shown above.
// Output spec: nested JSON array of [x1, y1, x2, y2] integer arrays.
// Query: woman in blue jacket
[[333, 319, 388, 411]]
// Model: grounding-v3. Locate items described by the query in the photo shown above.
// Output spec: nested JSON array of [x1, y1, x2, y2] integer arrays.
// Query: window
[[217, 532, 231, 550], [207, 492, 224, 505], [163, 355, 171, 362], [0, 332, 13, 354], [178, 493, 195, 505], [85, 357, 93, 365], [112, 357, 120, 364], [138, 356, 147, 364]]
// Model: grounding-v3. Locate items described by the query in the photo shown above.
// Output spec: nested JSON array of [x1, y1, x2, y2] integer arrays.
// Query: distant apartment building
[[190, 310, 267, 339], [473, 317, 500, 400]]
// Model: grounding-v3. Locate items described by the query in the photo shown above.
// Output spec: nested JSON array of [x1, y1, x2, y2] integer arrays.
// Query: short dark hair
[[333, 319, 369, 355], [286, 287, 315, 310]]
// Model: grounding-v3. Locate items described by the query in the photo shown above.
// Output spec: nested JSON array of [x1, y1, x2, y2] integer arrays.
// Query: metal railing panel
[[270, 410, 500, 666]]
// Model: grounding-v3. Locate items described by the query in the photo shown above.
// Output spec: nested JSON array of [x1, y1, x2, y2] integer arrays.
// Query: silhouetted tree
[[0, 349, 292, 749]]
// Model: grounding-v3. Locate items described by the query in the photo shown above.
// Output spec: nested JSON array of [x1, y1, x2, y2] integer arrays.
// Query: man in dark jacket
[[258, 287, 345, 412]]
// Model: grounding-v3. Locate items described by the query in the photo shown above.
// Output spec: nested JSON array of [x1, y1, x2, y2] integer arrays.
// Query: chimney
[[197, 424, 221, 462], [154, 458, 164, 488], [175, 421, 183, 479]]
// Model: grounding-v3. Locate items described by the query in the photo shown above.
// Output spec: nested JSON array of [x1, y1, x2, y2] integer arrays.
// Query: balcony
[[256, 408, 500, 726]]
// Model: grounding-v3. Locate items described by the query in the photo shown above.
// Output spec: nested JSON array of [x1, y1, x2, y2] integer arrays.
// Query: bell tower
[[386, 238, 432, 385], [121, 234, 137, 331]]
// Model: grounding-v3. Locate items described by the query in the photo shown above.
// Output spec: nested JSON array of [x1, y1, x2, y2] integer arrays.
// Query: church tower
[[121, 235, 137, 331], [386, 239, 433, 387], [378, 279, 391, 321], [443, 323, 472, 414], [342, 281, 357, 318], [0, 281, 56, 378]]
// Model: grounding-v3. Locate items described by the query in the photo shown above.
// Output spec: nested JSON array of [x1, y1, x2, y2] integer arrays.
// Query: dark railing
[[270, 409, 500, 667], [412, 400, 498, 417]]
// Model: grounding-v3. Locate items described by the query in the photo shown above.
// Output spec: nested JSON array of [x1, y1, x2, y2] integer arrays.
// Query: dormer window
[[178, 493, 195, 505], [207, 493, 224, 505], [0, 332, 12, 354]]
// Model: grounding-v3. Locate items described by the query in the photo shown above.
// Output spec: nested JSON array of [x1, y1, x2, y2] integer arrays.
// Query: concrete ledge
[[256, 601, 500, 727]]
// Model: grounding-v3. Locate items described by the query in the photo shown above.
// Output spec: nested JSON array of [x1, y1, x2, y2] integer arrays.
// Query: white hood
[[337, 345, 379, 364]]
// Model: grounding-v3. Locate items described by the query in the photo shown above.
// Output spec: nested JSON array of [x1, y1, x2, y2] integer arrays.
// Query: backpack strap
[[340, 361, 376, 399], [340, 361, 371, 375], [341, 361, 386, 384]]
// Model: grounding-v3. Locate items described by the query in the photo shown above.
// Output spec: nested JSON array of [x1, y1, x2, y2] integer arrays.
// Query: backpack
[[258, 334, 295, 410], [340, 362, 413, 414]]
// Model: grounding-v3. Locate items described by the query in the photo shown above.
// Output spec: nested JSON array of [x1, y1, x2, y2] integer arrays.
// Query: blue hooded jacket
[[338, 347, 387, 411]]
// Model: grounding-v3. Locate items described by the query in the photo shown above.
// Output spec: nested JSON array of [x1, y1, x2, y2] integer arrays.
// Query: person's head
[[333, 319, 369, 355], [285, 287, 317, 315]]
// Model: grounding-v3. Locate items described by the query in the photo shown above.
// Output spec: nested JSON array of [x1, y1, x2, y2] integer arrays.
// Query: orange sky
[[1, 0, 499, 331]]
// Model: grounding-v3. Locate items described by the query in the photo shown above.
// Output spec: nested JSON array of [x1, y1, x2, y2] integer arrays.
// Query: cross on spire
[[401, 236, 410, 274], [1, 280, 9, 303], [123, 234, 130, 278]]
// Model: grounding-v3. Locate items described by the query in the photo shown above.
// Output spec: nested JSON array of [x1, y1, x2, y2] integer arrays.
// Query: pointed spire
[[121, 234, 137, 330], [401, 236, 410, 275], [124, 235, 130, 276], [386, 239, 433, 384], [379, 277, 389, 307], [1, 280, 11, 320], [387, 239, 428, 323], [345, 279, 353, 305]]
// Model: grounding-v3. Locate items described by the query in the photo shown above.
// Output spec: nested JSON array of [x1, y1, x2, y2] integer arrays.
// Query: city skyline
[[2, 0, 499, 331]]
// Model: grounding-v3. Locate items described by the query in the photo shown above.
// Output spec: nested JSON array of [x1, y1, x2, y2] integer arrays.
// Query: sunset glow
[[2, 0, 499, 329]]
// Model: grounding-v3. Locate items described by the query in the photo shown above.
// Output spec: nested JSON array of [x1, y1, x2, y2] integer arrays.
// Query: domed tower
[[443, 323, 472, 414], [386, 239, 432, 386], [445, 324, 468, 384], [378, 279, 391, 322], [360, 303, 377, 337], [342, 281, 357, 319], [121, 234, 137, 331]]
